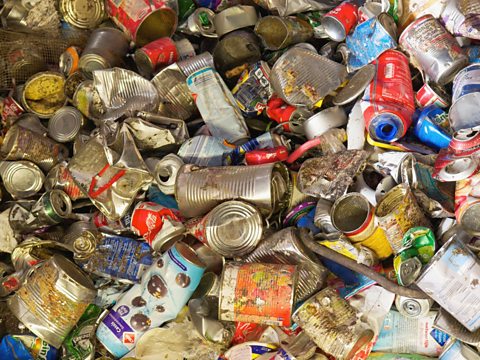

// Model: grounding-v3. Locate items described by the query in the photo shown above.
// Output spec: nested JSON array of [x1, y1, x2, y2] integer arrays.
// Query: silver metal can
[[395, 295, 433, 319], [0, 160, 44, 199], [48, 106, 85, 143], [145, 154, 184, 195], [303, 106, 347, 140], [214, 5, 258, 38], [177, 52, 215, 77], [449, 64, 480, 131]]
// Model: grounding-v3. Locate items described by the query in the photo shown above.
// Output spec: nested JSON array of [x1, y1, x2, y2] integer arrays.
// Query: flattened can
[[395, 295, 433, 319], [375, 184, 431, 254], [322, 1, 359, 42], [415, 237, 480, 332], [179, 7, 217, 38], [292, 287, 374, 360], [185, 200, 263, 258], [219, 262, 296, 326], [254, 16, 313, 51], [399, 14, 468, 85], [134, 37, 179, 78], [45, 162, 86, 201], [7, 254, 96, 348], [449, 64, 480, 131]]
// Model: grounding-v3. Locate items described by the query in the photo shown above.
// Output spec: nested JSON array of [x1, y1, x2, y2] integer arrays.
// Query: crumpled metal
[[253, 0, 341, 16]]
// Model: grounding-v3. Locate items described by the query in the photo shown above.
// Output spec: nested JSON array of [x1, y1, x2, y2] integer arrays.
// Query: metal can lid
[[60, 0, 105, 29], [0, 160, 44, 199], [398, 257, 423, 286], [214, 5, 258, 38], [134, 49, 155, 78], [333, 64, 376, 105], [79, 53, 109, 78], [48, 106, 84, 143]]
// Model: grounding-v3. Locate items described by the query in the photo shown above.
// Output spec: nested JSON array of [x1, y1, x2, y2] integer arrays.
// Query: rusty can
[[134, 37, 179, 78], [185, 200, 263, 258], [106, 0, 178, 46], [254, 16, 313, 51], [375, 183, 432, 254], [292, 287, 374, 360], [322, 1, 359, 42], [218, 262, 296, 326], [399, 14, 468, 85], [59, 0, 105, 29], [7, 254, 96, 348]]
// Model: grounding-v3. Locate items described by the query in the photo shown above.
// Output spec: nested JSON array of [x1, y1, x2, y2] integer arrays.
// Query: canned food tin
[[106, 0, 177, 46], [395, 295, 433, 319], [60, 0, 105, 29], [0, 160, 44, 199], [292, 287, 374, 360], [219, 262, 296, 326], [455, 173, 480, 235], [7, 254, 96, 348], [254, 16, 313, 51], [47, 107, 84, 143], [322, 1, 359, 42], [449, 64, 480, 131], [134, 37, 178, 78], [415, 237, 480, 332], [185, 200, 263, 258], [214, 5, 258, 38], [415, 82, 451, 108], [59, 47, 82, 77], [303, 106, 347, 140], [145, 154, 183, 195], [64, 71, 87, 102], [375, 184, 431, 254], [22, 72, 67, 119], [399, 14, 468, 85]]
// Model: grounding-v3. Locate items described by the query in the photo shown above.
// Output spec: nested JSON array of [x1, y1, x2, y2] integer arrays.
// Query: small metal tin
[[395, 295, 433, 319], [322, 1, 359, 42], [254, 16, 313, 51], [303, 106, 347, 140], [22, 72, 67, 119], [60, 0, 105, 29], [0, 160, 44, 199], [449, 64, 480, 131], [191, 271, 220, 298], [64, 71, 87, 103], [48, 107, 84, 143], [214, 5, 258, 38], [8, 254, 96, 348], [134, 37, 178, 78], [333, 64, 376, 106]]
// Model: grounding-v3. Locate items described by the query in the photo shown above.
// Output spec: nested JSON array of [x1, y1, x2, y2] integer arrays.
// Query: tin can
[[394, 252, 424, 286], [0, 160, 44, 199], [415, 237, 480, 332], [449, 64, 480, 131], [106, 0, 178, 46], [45, 162, 86, 201], [134, 37, 179, 78], [455, 173, 480, 236], [96, 242, 205, 357], [254, 16, 313, 51], [322, 1, 359, 42], [1, 125, 68, 172], [59, 0, 105, 29], [185, 200, 263, 258], [191, 271, 220, 298], [395, 295, 433, 319], [219, 262, 296, 326], [415, 82, 451, 108], [439, 340, 480, 360], [79, 27, 130, 78], [399, 14, 468, 85], [64, 71, 87, 103], [47, 106, 84, 143], [292, 287, 374, 360], [214, 5, 258, 38], [177, 51, 214, 77], [59, 46, 82, 77], [8, 254, 96, 348], [175, 162, 291, 218], [375, 183, 431, 254], [361, 50, 415, 143], [303, 106, 347, 140]]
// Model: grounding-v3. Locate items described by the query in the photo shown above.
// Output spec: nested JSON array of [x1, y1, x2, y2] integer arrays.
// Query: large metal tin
[[60, 0, 105, 29], [0, 160, 44, 199], [214, 5, 258, 38], [449, 64, 480, 131], [175, 162, 291, 218]]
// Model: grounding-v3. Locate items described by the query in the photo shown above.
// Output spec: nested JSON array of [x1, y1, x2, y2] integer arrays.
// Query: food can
[[96, 242, 205, 358], [64, 71, 87, 102], [47, 106, 84, 143], [175, 162, 291, 218], [177, 51, 214, 77], [292, 287, 374, 360], [254, 16, 313, 51], [303, 106, 347, 140], [331, 193, 392, 259], [455, 173, 480, 235], [59, 46, 82, 77], [79, 27, 130, 78], [106, 0, 178, 46], [415, 237, 480, 332], [218, 262, 296, 326], [7, 254, 96, 348], [449, 64, 480, 131], [375, 184, 431, 254], [134, 37, 179, 78], [395, 295, 433, 319], [322, 1, 359, 42], [185, 200, 263, 258], [214, 5, 258, 38], [439, 340, 480, 360], [415, 82, 451, 109], [59, 0, 105, 29], [399, 14, 468, 85], [0, 160, 44, 199], [191, 271, 220, 298]]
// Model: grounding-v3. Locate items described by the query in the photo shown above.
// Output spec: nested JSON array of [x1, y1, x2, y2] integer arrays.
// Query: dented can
[[254, 16, 313, 51], [415, 82, 451, 109], [449, 64, 480, 131], [134, 37, 178, 78], [322, 1, 359, 42]]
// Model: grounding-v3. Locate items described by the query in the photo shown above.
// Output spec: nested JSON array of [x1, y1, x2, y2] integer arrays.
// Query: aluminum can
[[106, 0, 177, 46], [134, 37, 179, 78], [47, 106, 84, 143], [414, 106, 452, 150], [45, 162, 86, 201], [1, 125, 68, 172], [375, 183, 431, 254], [0, 160, 44, 199], [292, 287, 374, 360], [7, 254, 96, 348], [395, 295, 433, 319], [245, 147, 289, 165], [96, 242, 205, 357], [399, 14, 468, 85], [455, 173, 480, 235], [449, 64, 480, 131], [416, 81, 451, 109], [218, 262, 296, 326], [439, 340, 480, 360], [331, 193, 393, 259], [393, 255, 423, 286], [415, 237, 480, 332], [214, 5, 258, 38], [254, 16, 313, 51], [244, 227, 327, 302], [79, 27, 130, 78], [59, 0, 105, 29], [441, 0, 480, 40], [185, 200, 263, 258], [145, 154, 183, 195], [92, 210, 132, 234], [175, 162, 291, 218], [59, 46, 82, 77], [361, 50, 415, 143], [179, 7, 217, 38], [1, 96, 24, 122], [177, 51, 214, 77], [304, 106, 347, 140], [322, 1, 359, 42]]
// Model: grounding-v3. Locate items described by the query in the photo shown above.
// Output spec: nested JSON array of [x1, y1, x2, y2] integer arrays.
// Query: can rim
[[331, 192, 372, 234]]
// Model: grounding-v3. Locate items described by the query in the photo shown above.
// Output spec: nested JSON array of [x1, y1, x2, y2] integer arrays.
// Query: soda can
[[225, 132, 287, 165], [179, 7, 217, 38], [322, 1, 359, 42], [1, 96, 24, 123], [218, 262, 296, 326], [177, 51, 214, 77], [1, 125, 68, 172], [292, 287, 374, 360], [79, 27, 130, 78], [175, 162, 291, 218], [0, 160, 44, 199], [59, 46, 82, 77], [59, 0, 105, 29], [395, 295, 433, 319], [415, 237, 480, 332], [416, 81, 451, 109], [214, 5, 258, 38], [303, 106, 347, 140], [8, 254, 96, 348], [45, 162, 86, 201], [134, 37, 179, 78], [440, 340, 480, 360], [96, 242, 205, 357], [399, 14, 468, 85], [441, 0, 480, 40], [375, 183, 431, 254], [13, 334, 59, 360], [414, 106, 452, 150], [254, 16, 313, 51], [47, 106, 85, 143], [106, 0, 177, 46], [449, 64, 480, 131], [145, 154, 183, 195]]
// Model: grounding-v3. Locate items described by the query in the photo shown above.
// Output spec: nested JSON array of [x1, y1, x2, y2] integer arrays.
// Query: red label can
[[415, 82, 450, 109], [245, 146, 289, 165], [323, 1, 359, 42], [1, 96, 24, 123], [134, 37, 178, 77]]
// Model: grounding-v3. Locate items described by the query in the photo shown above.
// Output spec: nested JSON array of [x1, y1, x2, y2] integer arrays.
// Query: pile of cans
[[1, 0, 480, 358]]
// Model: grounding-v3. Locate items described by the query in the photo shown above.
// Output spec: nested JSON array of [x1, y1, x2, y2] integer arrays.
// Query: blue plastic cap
[[374, 115, 401, 142]]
